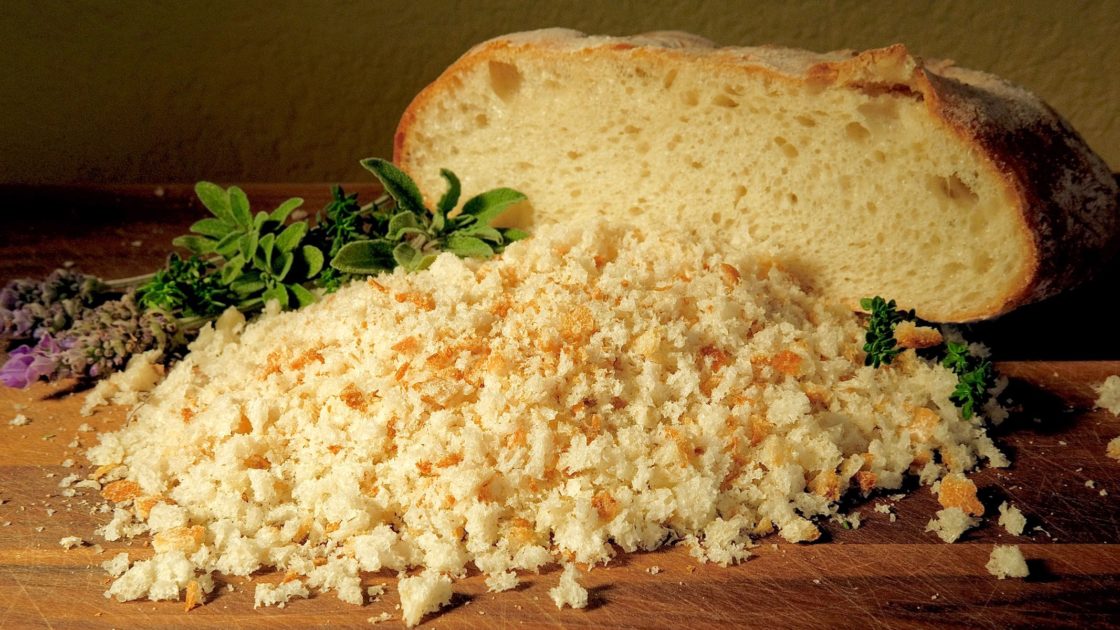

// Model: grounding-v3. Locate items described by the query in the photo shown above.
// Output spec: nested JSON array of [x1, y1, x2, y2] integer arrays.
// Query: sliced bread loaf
[[394, 29, 1119, 322]]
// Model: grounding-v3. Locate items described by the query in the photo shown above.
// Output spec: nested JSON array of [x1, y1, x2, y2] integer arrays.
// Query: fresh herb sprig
[[169, 182, 324, 310], [942, 341, 994, 420], [859, 295, 994, 420], [330, 159, 528, 275], [859, 296, 913, 368]]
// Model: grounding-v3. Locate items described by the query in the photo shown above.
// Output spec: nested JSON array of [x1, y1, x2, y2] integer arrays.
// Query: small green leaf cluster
[[136, 253, 234, 318], [330, 159, 528, 275], [860, 296, 994, 420], [859, 296, 913, 368], [171, 182, 324, 310], [942, 341, 994, 420]]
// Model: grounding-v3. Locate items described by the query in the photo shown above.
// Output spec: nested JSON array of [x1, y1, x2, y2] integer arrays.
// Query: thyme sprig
[[860, 296, 995, 420]]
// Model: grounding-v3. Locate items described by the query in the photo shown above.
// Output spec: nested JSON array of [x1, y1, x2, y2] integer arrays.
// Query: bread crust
[[395, 29, 1119, 322]]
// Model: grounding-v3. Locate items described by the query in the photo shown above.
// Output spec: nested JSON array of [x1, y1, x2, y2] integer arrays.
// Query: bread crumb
[[398, 570, 452, 627], [549, 563, 588, 610], [368, 612, 393, 624], [647, 565, 662, 575], [254, 580, 309, 608], [935, 473, 983, 516], [366, 584, 386, 601], [1085, 480, 1096, 489], [59, 536, 84, 549], [8, 414, 30, 427], [986, 545, 1029, 579], [925, 507, 979, 543], [1094, 376, 1120, 415], [485, 571, 519, 593], [1107, 437, 1120, 462], [997, 502, 1026, 536]]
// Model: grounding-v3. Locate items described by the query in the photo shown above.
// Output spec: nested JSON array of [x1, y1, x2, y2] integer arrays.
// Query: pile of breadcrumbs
[[85, 221, 1007, 626]]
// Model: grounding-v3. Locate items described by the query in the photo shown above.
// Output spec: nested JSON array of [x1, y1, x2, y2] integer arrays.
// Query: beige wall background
[[2, 0, 1116, 184]]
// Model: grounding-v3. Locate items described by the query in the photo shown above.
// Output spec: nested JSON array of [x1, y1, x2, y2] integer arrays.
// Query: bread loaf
[[394, 29, 1119, 322]]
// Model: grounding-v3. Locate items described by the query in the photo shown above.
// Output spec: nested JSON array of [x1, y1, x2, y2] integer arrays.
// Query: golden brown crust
[[394, 30, 1119, 322]]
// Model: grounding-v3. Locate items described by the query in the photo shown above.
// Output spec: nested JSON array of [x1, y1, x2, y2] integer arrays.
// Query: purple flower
[[0, 334, 63, 388]]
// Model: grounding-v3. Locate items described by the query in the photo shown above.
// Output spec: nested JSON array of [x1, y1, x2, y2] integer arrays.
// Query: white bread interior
[[396, 29, 1119, 322]]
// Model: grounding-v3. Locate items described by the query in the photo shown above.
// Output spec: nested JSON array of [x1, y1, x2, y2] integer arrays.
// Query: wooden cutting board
[[1, 185, 1119, 629]]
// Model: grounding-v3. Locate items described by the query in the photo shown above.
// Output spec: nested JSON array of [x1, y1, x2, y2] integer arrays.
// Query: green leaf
[[331, 239, 396, 275], [274, 250, 294, 281], [230, 277, 266, 296], [190, 217, 232, 239], [359, 158, 427, 215], [289, 283, 316, 308], [259, 233, 276, 265], [275, 222, 308, 254], [239, 232, 258, 261], [387, 211, 421, 240], [228, 186, 252, 228], [501, 227, 530, 242], [457, 224, 503, 243], [392, 242, 420, 270], [220, 254, 246, 284], [173, 235, 215, 255], [302, 245, 324, 278], [262, 284, 289, 309], [444, 234, 494, 259], [253, 211, 268, 231], [195, 182, 234, 224], [270, 197, 304, 223], [436, 168, 461, 215], [460, 188, 526, 226], [215, 231, 242, 259]]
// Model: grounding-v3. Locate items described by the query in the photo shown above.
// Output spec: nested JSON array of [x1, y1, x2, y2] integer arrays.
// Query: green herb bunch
[[1, 158, 530, 389], [859, 296, 914, 368], [942, 341, 995, 420], [330, 159, 529, 275], [860, 295, 995, 420]]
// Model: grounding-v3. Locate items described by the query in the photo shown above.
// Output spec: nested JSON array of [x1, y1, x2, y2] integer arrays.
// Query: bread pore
[[395, 29, 1120, 322], [87, 221, 1005, 622]]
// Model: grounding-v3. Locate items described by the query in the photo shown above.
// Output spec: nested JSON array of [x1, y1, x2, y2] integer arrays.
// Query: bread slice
[[395, 29, 1119, 322]]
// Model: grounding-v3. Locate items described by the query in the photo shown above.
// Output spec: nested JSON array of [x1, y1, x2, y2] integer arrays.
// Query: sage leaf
[[289, 283, 316, 308], [360, 158, 427, 215], [270, 197, 304, 223], [461, 188, 526, 226], [215, 231, 242, 259], [275, 222, 308, 254], [502, 227, 530, 242], [444, 234, 494, 258], [331, 239, 396, 274], [173, 235, 214, 255], [436, 168, 461, 215], [387, 211, 421, 240], [302, 245, 324, 278], [228, 186, 252, 228], [220, 254, 245, 284], [274, 250, 294, 281], [239, 232, 258, 261], [392, 242, 420, 270], [190, 217, 232, 239], [195, 182, 234, 224]]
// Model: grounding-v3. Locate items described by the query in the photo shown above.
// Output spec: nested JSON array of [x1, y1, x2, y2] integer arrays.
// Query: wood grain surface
[[1, 185, 1119, 629]]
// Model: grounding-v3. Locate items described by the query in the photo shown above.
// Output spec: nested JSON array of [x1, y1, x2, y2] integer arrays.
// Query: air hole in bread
[[773, 137, 799, 159], [682, 90, 699, 107], [845, 121, 870, 142], [663, 69, 678, 90], [475, 114, 489, 128], [927, 174, 979, 206], [795, 115, 817, 127], [488, 60, 522, 102], [624, 124, 641, 135], [627, 206, 644, 216], [712, 94, 739, 108], [857, 99, 899, 124], [566, 150, 582, 160], [711, 211, 722, 225]]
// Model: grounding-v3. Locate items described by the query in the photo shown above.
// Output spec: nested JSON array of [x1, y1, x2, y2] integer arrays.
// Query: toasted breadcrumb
[[549, 564, 588, 610], [925, 507, 979, 543], [997, 502, 1026, 536], [893, 321, 944, 349], [254, 580, 309, 609], [398, 570, 452, 627], [986, 545, 1029, 579], [84, 222, 1003, 610], [1094, 376, 1120, 415], [1107, 437, 1120, 462]]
